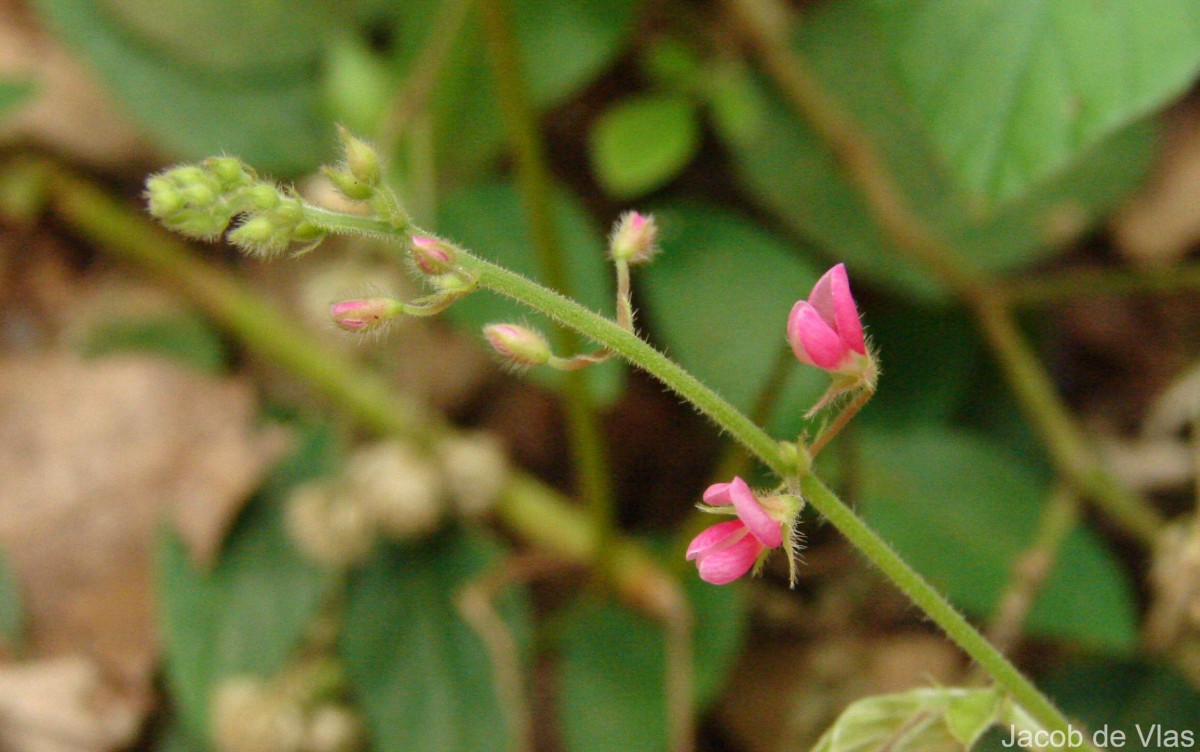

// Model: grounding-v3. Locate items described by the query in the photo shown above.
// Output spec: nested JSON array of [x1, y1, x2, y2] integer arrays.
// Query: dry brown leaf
[[0, 1, 150, 167], [0, 656, 142, 752], [717, 634, 961, 752], [0, 354, 287, 734], [1112, 100, 1200, 265]]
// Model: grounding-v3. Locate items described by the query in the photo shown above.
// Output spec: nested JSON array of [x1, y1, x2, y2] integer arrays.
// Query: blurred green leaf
[[859, 299, 983, 427], [703, 60, 765, 146], [437, 180, 624, 402], [158, 424, 336, 743], [1041, 658, 1200, 733], [515, 0, 637, 105], [858, 426, 1137, 651], [339, 529, 529, 752], [812, 687, 1005, 752], [0, 546, 22, 648], [78, 313, 228, 374], [33, 0, 336, 172], [590, 94, 702, 198], [879, 0, 1200, 205], [419, 0, 638, 177], [558, 572, 747, 752], [0, 80, 34, 124], [641, 37, 704, 92], [641, 204, 826, 438], [722, 1, 1157, 299], [323, 34, 398, 136]]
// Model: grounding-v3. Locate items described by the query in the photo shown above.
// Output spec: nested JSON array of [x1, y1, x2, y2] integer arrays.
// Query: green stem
[[35, 165, 679, 615], [457, 247, 1087, 746], [1005, 263, 1200, 307], [800, 475, 1084, 747], [478, 0, 616, 563], [462, 253, 793, 477], [972, 298, 1164, 544], [807, 386, 874, 458]]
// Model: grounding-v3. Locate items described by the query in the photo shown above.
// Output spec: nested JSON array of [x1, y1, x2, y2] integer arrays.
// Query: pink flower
[[787, 263, 867, 374], [686, 477, 783, 585]]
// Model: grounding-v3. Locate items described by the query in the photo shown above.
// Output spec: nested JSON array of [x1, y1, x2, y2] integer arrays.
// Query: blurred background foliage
[[3, 0, 1200, 751]]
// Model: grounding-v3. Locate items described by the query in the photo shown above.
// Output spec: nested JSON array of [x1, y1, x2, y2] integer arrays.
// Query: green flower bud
[[337, 125, 381, 187], [322, 166, 374, 201]]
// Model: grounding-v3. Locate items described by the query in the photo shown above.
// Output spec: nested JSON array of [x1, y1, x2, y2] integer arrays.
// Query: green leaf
[[77, 313, 228, 374], [437, 181, 624, 402], [879, 0, 1200, 205], [338, 529, 529, 752], [722, 2, 1157, 299], [0, 79, 34, 124], [558, 572, 747, 752], [32, 0, 336, 172], [0, 546, 22, 648], [590, 95, 702, 198], [640, 203, 827, 438], [1040, 657, 1200, 733], [859, 299, 983, 428], [515, 0, 638, 105], [857, 426, 1137, 651], [812, 687, 1005, 752], [157, 424, 336, 742]]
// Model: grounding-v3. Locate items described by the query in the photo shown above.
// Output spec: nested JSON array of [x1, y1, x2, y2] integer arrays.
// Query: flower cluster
[[688, 263, 874, 586]]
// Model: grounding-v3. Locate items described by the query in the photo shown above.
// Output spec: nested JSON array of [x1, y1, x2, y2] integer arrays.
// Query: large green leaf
[[558, 572, 747, 752], [879, 0, 1200, 205], [640, 203, 827, 438], [0, 546, 21, 648], [1040, 658, 1200, 735], [722, 2, 1158, 299], [437, 181, 624, 402], [857, 426, 1136, 651], [338, 529, 529, 752], [812, 687, 1006, 752], [590, 94, 702, 198], [0, 80, 34, 124], [157, 425, 336, 742], [33, 0, 336, 172]]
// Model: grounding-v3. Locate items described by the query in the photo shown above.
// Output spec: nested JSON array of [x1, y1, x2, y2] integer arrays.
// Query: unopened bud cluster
[[286, 437, 509, 567], [212, 668, 363, 752], [145, 156, 325, 257]]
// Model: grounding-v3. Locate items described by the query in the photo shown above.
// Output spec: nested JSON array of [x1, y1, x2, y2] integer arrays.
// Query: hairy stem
[[478, 0, 616, 570]]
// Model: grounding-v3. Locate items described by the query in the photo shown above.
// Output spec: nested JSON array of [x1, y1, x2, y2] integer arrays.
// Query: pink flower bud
[[330, 297, 400, 333], [787, 263, 869, 374], [410, 235, 457, 276], [608, 211, 660, 264], [686, 520, 764, 585], [482, 323, 552, 366]]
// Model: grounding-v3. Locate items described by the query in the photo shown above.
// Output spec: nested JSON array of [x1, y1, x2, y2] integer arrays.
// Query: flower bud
[[205, 156, 255, 189], [211, 677, 307, 752], [338, 125, 382, 187], [305, 705, 365, 752], [322, 166, 375, 201], [436, 432, 509, 518], [329, 297, 402, 334], [345, 439, 443, 541], [609, 211, 660, 264], [409, 235, 457, 276], [285, 483, 377, 568], [482, 323, 552, 367]]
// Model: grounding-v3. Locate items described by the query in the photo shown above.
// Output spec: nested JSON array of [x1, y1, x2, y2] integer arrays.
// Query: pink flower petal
[[697, 532, 764, 585], [702, 481, 735, 506], [827, 264, 866, 354], [809, 264, 865, 354], [788, 301, 850, 370], [686, 520, 747, 561], [728, 477, 782, 548]]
